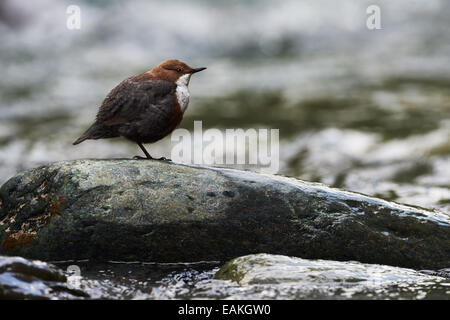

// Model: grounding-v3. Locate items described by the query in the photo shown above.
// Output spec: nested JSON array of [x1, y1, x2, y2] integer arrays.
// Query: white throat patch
[[176, 74, 191, 113]]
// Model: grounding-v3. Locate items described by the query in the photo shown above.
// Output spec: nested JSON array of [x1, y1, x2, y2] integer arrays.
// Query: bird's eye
[[176, 68, 182, 72]]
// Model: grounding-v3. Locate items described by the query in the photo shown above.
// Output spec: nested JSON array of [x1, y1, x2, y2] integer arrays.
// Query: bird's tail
[[73, 132, 91, 145], [73, 123, 119, 145], [73, 135, 88, 145], [73, 123, 101, 145]]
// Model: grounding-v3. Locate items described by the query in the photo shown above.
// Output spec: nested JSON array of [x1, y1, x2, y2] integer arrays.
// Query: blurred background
[[0, 0, 449, 212]]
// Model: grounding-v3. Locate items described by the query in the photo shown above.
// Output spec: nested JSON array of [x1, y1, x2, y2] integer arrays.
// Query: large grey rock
[[0, 159, 449, 269]]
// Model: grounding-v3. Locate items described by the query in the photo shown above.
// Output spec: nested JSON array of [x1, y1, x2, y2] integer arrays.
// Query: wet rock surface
[[213, 254, 450, 300], [0, 160, 449, 269], [0, 255, 86, 299], [2, 253, 449, 300]]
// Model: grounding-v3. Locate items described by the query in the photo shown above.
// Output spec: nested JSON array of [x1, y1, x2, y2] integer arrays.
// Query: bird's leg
[[133, 142, 171, 161], [133, 142, 153, 160]]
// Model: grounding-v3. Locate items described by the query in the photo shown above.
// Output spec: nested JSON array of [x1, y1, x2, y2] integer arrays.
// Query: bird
[[73, 59, 206, 160]]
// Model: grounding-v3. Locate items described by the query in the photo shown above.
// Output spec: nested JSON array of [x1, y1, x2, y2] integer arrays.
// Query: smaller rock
[[419, 268, 450, 278], [214, 254, 450, 299], [0, 255, 87, 299]]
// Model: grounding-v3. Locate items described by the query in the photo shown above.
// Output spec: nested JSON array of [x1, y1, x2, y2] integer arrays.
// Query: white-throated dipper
[[73, 59, 206, 160]]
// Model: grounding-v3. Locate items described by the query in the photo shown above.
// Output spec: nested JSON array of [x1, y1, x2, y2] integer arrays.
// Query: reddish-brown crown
[[148, 59, 195, 82]]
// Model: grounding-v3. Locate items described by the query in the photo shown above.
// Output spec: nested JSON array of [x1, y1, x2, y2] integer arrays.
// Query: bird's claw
[[156, 157, 171, 161], [132, 155, 171, 161], [133, 155, 152, 160]]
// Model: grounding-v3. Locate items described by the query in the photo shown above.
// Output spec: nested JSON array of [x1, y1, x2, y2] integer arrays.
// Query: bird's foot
[[132, 155, 171, 161], [132, 155, 152, 160], [156, 157, 171, 161]]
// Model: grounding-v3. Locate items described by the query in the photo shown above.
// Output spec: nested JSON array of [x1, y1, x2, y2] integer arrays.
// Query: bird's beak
[[191, 67, 207, 74]]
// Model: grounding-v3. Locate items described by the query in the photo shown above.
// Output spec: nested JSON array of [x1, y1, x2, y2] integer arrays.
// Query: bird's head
[[151, 59, 206, 85]]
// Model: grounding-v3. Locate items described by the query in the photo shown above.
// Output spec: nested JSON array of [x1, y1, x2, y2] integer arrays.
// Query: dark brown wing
[[73, 77, 177, 145], [97, 77, 177, 126]]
